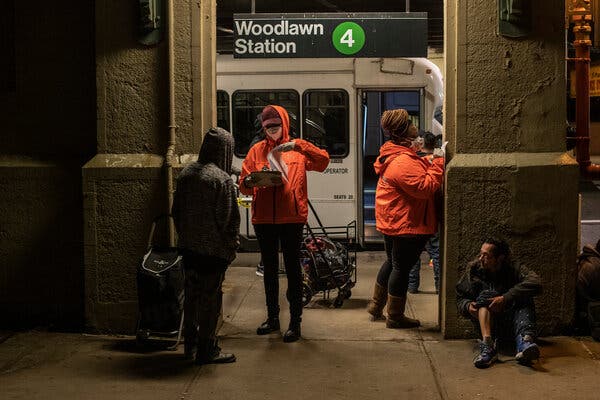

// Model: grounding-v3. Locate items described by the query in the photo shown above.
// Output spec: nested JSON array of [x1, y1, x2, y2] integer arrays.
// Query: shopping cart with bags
[[300, 202, 357, 308]]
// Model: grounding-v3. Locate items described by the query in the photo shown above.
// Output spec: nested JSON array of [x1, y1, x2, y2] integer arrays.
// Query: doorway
[[360, 90, 422, 244]]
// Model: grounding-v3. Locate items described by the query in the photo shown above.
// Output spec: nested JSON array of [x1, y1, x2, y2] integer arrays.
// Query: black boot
[[283, 319, 301, 343], [195, 340, 236, 365], [256, 317, 280, 335]]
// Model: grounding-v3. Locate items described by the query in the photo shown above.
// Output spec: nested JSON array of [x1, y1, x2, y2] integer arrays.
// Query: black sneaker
[[256, 263, 264, 277], [195, 342, 236, 365], [256, 318, 280, 335], [196, 345, 236, 365]]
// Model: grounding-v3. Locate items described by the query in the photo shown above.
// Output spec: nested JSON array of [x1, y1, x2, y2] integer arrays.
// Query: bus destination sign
[[232, 13, 427, 59]]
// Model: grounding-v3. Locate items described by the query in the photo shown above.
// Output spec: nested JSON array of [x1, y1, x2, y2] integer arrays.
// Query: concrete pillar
[[442, 1, 580, 338], [84, 0, 216, 332]]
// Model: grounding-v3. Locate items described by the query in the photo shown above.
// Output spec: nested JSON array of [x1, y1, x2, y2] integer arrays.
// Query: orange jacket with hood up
[[374, 141, 444, 236], [239, 105, 330, 225]]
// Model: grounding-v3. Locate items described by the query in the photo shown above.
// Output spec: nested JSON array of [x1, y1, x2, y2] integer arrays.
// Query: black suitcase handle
[[146, 214, 175, 251]]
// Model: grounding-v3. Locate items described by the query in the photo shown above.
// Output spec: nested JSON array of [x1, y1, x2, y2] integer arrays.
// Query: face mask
[[265, 125, 283, 141], [410, 137, 424, 152]]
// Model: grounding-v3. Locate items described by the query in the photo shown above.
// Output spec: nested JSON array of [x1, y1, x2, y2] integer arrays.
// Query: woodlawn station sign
[[232, 12, 428, 58]]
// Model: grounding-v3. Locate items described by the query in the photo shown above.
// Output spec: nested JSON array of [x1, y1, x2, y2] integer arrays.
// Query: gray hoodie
[[172, 127, 240, 263]]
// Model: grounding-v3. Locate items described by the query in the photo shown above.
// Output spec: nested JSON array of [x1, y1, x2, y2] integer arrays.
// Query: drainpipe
[[165, 0, 177, 246], [569, 0, 600, 179]]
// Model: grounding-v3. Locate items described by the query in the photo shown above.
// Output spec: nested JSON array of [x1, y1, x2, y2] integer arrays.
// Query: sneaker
[[473, 340, 498, 369], [195, 343, 236, 365], [515, 334, 540, 365], [256, 263, 264, 277]]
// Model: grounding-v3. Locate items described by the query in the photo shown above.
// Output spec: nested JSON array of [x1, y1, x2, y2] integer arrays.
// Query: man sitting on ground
[[456, 238, 542, 368]]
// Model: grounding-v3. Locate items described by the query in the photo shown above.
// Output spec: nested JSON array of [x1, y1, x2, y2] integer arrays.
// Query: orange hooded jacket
[[374, 141, 444, 236], [239, 105, 330, 224]]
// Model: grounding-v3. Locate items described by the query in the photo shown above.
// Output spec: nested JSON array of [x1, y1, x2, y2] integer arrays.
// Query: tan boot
[[386, 294, 420, 329], [367, 282, 388, 321]]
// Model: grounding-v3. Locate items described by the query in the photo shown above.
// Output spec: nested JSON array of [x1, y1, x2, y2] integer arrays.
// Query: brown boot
[[367, 282, 388, 321], [386, 294, 420, 329]]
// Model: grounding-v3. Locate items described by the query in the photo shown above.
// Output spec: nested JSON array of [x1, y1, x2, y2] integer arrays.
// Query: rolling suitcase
[[135, 215, 184, 349]]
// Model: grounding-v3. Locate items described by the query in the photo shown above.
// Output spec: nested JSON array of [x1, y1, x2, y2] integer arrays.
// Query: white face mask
[[410, 137, 424, 152], [264, 125, 283, 141]]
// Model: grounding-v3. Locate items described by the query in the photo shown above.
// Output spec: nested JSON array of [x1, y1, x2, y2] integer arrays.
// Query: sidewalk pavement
[[2, 251, 600, 400]]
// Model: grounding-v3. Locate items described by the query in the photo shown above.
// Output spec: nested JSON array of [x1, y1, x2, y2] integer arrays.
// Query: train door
[[359, 89, 423, 244]]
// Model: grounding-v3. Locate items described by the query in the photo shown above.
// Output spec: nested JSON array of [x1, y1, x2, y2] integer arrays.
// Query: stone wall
[[84, 0, 213, 332], [442, 0, 580, 338], [83, 155, 166, 333]]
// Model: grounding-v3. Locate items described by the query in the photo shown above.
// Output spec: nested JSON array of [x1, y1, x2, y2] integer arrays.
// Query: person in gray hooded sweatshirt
[[172, 127, 240, 365]]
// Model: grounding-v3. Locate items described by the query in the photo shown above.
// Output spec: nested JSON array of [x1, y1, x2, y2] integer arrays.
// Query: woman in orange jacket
[[239, 105, 329, 342], [366, 108, 445, 328]]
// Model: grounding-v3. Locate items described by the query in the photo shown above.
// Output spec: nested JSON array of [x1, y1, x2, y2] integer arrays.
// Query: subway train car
[[216, 54, 443, 247]]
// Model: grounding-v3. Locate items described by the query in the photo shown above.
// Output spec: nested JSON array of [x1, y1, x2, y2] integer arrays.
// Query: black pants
[[181, 252, 227, 348], [376, 234, 429, 297], [254, 223, 304, 322]]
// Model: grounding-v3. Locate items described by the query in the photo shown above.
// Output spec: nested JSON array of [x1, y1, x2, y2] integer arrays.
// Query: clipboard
[[246, 170, 283, 188]]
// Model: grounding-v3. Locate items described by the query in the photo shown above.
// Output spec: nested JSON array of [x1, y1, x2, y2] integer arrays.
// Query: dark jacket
[[577, 244, 600, 301], [172, 127, 240, 264], [456, 258, 542, 318]]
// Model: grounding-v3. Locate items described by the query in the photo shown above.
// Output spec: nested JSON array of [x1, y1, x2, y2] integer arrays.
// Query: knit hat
[[261, 106, 282, 128]]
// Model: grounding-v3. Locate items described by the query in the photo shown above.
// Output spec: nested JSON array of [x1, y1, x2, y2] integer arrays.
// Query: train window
[[217, 90, 230, 131], [303, 90, 349, 158], [231, 90, 299, 157]]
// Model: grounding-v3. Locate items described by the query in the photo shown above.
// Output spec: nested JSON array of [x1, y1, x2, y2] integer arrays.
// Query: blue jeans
[[469, 301, 538, 342], [408, 232, 440, 292]]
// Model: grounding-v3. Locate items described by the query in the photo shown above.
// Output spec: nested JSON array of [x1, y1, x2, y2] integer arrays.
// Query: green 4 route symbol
[[332, 22, 366, 55]]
